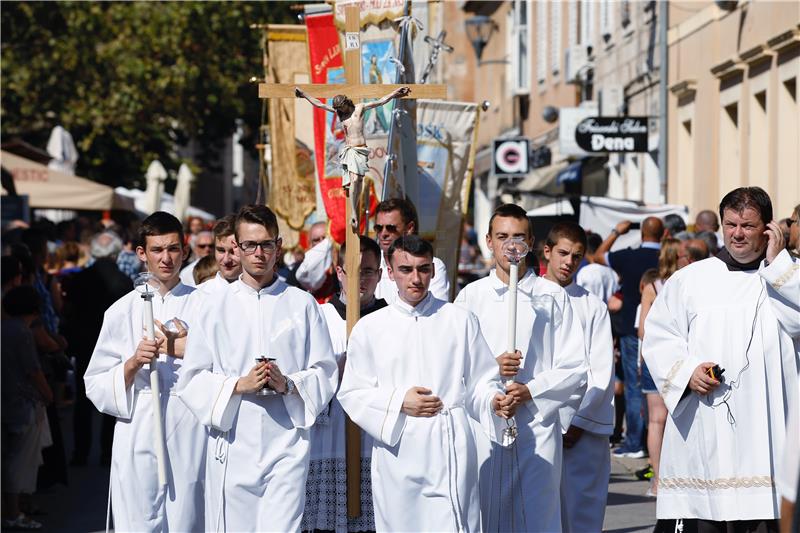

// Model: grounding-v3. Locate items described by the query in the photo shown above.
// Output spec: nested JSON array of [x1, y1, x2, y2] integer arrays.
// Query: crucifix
[[419, 30, 454, 84], [259, 4, 446, 517]]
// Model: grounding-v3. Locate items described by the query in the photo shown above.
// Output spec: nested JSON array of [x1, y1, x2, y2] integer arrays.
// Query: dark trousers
[[619, 334, 645, 451], [654, 518, 779, 533], [72, 358, 114, 464]]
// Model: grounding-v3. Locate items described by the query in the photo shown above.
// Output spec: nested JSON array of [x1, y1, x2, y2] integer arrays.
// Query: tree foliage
[[1, 2, 294, 188]]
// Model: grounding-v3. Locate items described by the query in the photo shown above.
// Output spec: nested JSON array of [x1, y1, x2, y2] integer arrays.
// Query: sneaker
[[612, 446, 647, 459], [2, 513, 43, 530], [635, 464, 654, 480], [645, 486, 657, 498]]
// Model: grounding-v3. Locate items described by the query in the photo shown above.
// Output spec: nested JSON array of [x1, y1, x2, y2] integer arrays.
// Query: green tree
[[1, 1, 294, 189]]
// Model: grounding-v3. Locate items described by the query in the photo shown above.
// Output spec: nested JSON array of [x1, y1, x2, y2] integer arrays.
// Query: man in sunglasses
[[373, 198, 450, 302], [179, 230, 214, 287], [178, 204, 337, 532]]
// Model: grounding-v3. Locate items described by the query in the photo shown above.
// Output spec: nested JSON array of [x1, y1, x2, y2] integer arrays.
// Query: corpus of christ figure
[[295, 86, 410, 231]]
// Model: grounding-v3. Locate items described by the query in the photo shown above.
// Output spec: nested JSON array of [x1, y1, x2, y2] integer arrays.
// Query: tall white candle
[[141, 287, 167, 487]]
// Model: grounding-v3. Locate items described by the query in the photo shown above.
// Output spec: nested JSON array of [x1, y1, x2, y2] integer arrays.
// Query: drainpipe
[[658, 0, 668, 202]]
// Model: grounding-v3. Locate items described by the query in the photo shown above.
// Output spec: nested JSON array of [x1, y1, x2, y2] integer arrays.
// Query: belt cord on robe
[[441, 405, 465, 533], [213, 430, 230, 532], [105, 467, 112, 533], [491, 428, 527, 531]]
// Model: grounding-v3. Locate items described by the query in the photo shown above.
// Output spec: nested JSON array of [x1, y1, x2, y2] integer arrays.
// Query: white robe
[[375, 254, 450, 303], [560, 281, 615, 533], [195, 272, 231, 296], [455, 270, 588, 532], [84, 283, 205, 532], [176, 278, 338, 532], [338, 293, 507, 532], [179, 258, 199, 287], [302, 300, 377, 533], [643, 250, 800, 521], [575, 262, 619, 304]]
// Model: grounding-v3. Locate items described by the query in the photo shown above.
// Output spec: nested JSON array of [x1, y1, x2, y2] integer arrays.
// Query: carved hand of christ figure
[[295, 86, 410, 231]]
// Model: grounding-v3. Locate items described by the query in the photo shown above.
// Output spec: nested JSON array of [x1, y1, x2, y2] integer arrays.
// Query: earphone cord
[[705, 285, 765, 427]]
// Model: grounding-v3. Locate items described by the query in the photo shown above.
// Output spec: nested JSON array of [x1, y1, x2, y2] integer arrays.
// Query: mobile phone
[[706, 364, 725, 381], [629, 221, 641, 230]]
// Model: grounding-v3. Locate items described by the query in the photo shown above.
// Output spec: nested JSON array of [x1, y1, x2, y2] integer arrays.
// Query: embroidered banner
[[415, 100, 481, 295], [265, 25, 317, 236]]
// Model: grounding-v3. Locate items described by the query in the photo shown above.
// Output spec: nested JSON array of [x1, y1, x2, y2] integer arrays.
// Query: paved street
[[34, 404, 656, 532]]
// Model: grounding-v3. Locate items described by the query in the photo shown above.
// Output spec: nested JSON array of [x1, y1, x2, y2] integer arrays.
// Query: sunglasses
[[374, 224, 399, 234], [196, 243, 214, 249]]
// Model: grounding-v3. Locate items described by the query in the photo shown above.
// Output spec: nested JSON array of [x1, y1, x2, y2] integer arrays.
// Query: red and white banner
[[305, 8, 349, 243]]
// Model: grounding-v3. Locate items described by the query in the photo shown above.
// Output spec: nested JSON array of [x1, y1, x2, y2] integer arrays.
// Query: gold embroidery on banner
[[662, 360, 684, 395], [660, 476, 774, 490], [770, 264, 799, 290]]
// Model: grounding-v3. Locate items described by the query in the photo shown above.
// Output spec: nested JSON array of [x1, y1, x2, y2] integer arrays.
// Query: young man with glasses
[[178, 204, 337, 532], [303, 235, 386, 532], [373, 198, 450, 302]]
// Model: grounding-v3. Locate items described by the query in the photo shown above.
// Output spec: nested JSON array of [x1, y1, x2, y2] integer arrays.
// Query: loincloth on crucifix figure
[[296, 86, 410, 230]]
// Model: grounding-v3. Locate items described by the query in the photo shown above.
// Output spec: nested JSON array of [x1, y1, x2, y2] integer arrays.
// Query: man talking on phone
[[643, 187, 799, 532]]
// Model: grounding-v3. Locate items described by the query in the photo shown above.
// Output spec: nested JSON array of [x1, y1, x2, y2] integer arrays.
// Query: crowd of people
[[1, 187, 798, 532]]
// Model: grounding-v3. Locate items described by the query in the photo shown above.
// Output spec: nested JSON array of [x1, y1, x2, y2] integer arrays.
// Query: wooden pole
[[343, 4, 363, 519]]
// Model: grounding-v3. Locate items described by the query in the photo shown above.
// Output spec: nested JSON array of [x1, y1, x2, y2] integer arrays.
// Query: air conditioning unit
[[565, 45, 591, 84], [599, 85, 624, 116]]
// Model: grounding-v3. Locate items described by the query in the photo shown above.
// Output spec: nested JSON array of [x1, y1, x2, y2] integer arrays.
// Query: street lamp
[[465, 15, 498, 64]]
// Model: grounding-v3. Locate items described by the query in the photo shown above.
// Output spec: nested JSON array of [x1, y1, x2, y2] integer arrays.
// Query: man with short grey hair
[[90, 231, 123, 261], [62, 231, 132, 467]]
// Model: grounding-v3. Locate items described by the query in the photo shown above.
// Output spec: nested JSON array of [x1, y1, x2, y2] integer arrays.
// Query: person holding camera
[[643, 187, 799, 532]]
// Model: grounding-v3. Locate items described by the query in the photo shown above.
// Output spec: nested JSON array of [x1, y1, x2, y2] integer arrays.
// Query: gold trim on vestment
[[770, 264, 799, 290], [660, 476, 774, 490], [662, 359, 684, 395]]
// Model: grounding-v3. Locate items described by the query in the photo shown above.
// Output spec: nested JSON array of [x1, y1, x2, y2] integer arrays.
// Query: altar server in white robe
[[455, 204, 588, 532], [84, 212, 205, 532], [541, 222, 615, 532], [177, 204, 338, 533], [338, 235, 518, 533], [372, 198, 450, 302], [196, 214, 242, 295], [303, 236, 386, 532], [643, 187, 800, 532]]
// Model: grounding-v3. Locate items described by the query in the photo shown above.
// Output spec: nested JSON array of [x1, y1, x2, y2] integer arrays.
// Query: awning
[[526, 199, 576, 216], [556, 160, 584, 184], [1, 150, 134, 211], [512, 160, 569, 192]]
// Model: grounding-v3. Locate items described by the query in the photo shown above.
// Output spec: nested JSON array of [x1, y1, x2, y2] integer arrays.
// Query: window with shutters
[[568, 0, 579, 49], [580, 0, 595, 48], [537, 1, 547, 84], [551, 2, 562, 76], [510, 0, 532, 94]]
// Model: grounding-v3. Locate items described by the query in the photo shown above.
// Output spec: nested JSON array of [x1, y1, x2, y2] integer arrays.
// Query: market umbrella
[[143, 160, 168, 214], [172, 163, 195, 224]]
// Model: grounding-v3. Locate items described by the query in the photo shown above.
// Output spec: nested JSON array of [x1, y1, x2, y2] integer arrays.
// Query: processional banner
[[265, 25, 317, 241], [415, 100, 481, 295]]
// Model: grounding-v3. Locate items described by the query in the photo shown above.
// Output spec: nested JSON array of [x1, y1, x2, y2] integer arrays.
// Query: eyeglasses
[[238, 239, 279, 254], [341, 267, 380, 278], [374, 224, 399, 234]]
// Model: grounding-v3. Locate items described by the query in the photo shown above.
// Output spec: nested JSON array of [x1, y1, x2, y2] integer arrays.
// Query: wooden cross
[[259, 4, 447, 517]]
